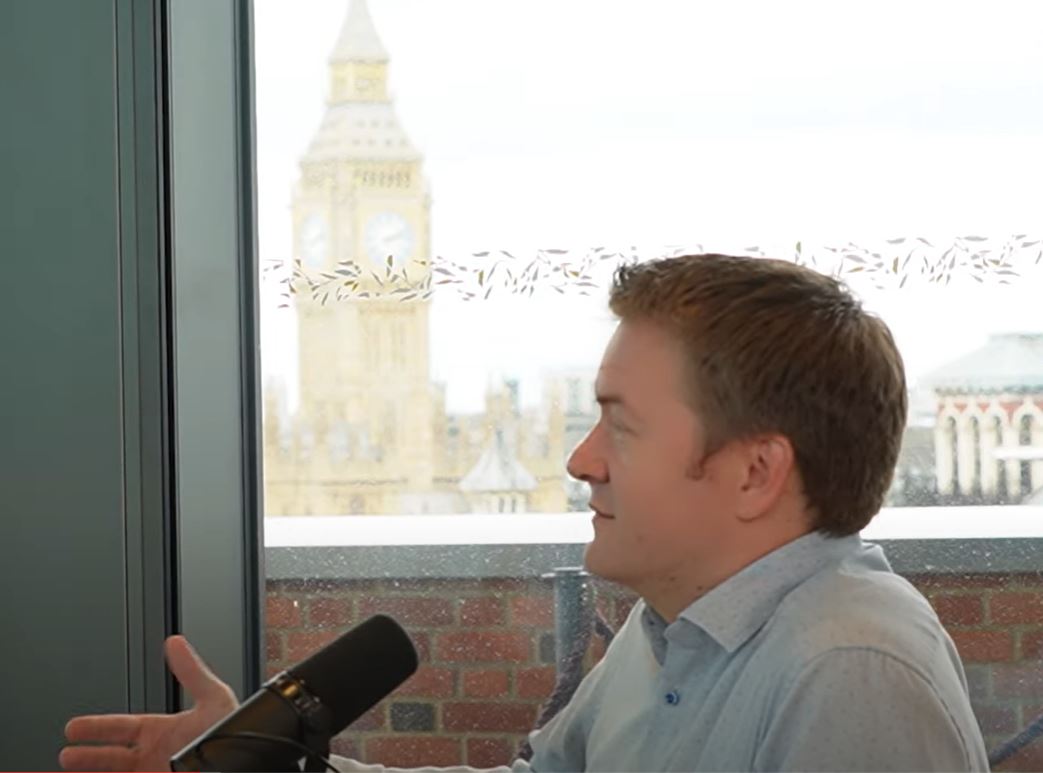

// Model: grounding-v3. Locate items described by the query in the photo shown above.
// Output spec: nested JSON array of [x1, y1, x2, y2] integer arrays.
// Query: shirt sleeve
[[754, 648, 988, 772], [525, 656, 614, 772], [328, 754, 531, 773]]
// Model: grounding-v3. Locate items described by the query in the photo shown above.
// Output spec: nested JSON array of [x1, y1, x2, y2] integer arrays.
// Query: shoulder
[[752, 565, 987, 769], [747, 551, 978, 721], [755, 646, 987, 771], [765, 554, 949, 671]]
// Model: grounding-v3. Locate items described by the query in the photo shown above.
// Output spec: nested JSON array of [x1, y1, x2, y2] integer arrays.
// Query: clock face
[[299, 214, 328, 269], [364, 211, 413, 269]]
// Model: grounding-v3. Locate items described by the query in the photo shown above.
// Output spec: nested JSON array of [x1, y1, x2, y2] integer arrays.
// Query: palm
[[61, 636, 239, 772], [143, 704, 235, 771]]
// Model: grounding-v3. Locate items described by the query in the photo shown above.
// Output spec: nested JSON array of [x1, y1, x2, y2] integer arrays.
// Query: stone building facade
[[929, 334, 1043, 503]]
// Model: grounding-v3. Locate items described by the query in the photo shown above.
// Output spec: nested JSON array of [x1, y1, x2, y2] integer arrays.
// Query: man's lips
[[591, 507, 615, 519]]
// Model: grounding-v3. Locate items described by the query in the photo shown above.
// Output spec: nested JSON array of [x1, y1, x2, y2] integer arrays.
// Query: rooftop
[[924, 333, 1043, 394]]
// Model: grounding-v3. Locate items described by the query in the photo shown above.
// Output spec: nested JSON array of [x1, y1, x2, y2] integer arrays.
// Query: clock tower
[[278, 0, 435, 514]]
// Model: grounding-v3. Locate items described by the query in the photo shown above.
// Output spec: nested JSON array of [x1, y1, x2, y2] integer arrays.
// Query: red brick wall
[[266, 573, 1043, 771], [910, 573, 1043, 772]]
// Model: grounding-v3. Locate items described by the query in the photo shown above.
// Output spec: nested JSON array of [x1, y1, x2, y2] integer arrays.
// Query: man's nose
[[566, 427, 607, 484]]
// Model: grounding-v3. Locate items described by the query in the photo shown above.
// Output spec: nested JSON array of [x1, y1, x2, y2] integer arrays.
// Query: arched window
[[1020, 415, 1035, 495], [298, 426, 314, 462], [994, 416, 1008, 501], [970, 417, 982, 496], [947, 416, 959, 494]]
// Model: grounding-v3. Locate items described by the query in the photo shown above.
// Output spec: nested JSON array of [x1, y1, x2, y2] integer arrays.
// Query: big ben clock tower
[[276, 0, 435, 515]]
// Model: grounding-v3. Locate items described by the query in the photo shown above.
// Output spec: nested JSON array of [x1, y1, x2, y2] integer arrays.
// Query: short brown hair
[[609, 254, 907, 536]]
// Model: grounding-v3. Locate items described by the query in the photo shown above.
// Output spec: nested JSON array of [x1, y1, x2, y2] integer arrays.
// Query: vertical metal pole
[[549, 567, 589, 674]]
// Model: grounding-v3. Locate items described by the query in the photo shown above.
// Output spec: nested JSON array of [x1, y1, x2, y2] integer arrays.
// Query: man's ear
[[734, 434, 795, 523]]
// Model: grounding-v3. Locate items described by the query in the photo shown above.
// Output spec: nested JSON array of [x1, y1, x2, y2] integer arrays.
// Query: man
[[61, 254, 989, 771]]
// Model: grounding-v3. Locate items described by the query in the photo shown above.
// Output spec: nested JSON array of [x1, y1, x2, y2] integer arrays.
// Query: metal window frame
[[167, 0, 264, 700], [0, 0, 264, 765]]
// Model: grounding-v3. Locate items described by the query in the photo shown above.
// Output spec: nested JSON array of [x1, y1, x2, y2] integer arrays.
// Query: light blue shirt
[[336, 532, 989, 773], [528, 532, 989, 772]]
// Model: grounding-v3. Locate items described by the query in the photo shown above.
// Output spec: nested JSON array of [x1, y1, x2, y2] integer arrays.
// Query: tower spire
[[326, 0, 392, 105], [329, 0, 389, 63], [306, 0, 418, 159]]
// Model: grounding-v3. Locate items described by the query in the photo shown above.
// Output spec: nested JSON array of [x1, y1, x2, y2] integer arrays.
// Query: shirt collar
[[642, 531, 880, 657]]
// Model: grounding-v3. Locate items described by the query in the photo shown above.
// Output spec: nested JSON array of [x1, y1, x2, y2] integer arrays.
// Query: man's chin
[[582, 542, 623, 583]]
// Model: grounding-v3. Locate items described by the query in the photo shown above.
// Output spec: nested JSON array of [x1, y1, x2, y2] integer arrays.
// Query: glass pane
[[255, 1, 1043, 768]]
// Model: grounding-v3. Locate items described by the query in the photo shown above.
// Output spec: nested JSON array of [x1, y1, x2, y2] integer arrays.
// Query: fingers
[[164, 635, 234, 707], [65, 715, 142, 746], [59, 744, 137, 771]]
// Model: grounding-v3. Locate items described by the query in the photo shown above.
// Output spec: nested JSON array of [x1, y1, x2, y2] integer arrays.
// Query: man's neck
[[638, 527, 814, 623]]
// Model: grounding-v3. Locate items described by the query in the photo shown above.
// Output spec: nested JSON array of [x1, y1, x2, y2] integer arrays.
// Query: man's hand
[[60, 635, 239, 772]]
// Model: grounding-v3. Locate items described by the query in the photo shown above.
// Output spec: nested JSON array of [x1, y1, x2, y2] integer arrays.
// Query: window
[[945, 416, 960, 496], [1021, 414, 1037, 496], [993, 415, 1008, 501], [970, 417, 983, 497], [256, 0, 1043, 766]]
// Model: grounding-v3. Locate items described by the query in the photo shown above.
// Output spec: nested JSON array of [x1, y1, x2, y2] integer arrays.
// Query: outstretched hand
[[60, 635, 239, 772]]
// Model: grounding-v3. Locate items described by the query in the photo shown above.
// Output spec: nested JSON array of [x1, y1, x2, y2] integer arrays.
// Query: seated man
[[61, 254, 989, 771]]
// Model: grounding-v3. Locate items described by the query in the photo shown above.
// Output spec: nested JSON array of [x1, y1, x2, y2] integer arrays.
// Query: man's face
[[567, 319, 737, 596]]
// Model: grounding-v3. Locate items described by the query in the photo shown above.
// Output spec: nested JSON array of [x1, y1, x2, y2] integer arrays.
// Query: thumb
[[164, 635, 235, 707]]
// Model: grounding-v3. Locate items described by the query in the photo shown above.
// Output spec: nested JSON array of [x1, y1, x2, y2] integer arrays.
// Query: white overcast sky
[[253, 0, 1043, 413]]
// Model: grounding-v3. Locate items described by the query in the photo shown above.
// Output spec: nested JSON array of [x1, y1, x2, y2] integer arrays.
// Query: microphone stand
[[301, 731, 332, 772]]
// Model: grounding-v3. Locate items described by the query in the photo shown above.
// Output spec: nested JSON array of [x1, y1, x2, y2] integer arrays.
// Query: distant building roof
[[329, 0, 389, 62], [924, 333, 1043, 394], [460, 429, 537, 493]]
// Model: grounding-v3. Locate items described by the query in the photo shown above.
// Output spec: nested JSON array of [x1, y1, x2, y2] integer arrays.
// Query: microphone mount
[[266, 672, 335, 770]]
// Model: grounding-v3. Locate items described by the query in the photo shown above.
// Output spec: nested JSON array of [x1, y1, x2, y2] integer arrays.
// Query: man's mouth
[[591, 507, 615, 519]]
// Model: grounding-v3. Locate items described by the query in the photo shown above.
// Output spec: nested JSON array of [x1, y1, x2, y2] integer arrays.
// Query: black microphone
[[170, 614, 418, 772]]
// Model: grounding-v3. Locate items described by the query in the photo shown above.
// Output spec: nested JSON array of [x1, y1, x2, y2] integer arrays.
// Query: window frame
[[167, 0, 264, 699]]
